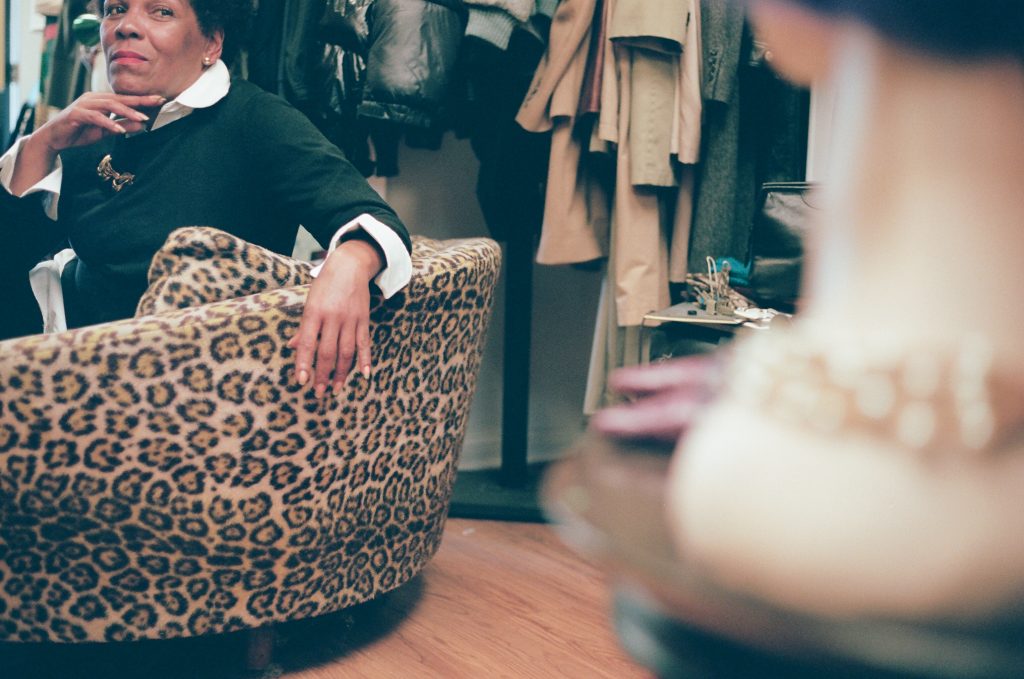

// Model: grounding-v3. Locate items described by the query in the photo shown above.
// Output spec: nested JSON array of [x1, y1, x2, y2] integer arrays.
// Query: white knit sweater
[[464, 0, 535, 22]]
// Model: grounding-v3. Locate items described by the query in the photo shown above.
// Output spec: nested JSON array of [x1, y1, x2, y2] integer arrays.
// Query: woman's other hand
[[590, 354, 724, 444], [11, 92, 165, 195], [288, 238, 384, 399]]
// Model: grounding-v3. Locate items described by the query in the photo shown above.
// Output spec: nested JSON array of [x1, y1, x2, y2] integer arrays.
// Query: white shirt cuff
[[29, 247, 77, 334], [0, 135, 63, 219], [308, 214, 412, 298]]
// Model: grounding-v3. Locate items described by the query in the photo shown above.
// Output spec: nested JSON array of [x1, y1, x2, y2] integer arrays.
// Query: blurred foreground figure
[[663, 0, 1024, 621]]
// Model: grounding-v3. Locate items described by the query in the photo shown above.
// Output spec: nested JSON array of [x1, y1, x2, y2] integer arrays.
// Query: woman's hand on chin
[[288, 239, 384, 399], [33, 92, 166, 152]]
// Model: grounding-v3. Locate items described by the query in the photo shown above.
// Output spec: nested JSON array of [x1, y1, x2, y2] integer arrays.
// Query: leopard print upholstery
[[136, 227, 314, 317], [0, 230, 501, 643], [136, 227, 456, 318]]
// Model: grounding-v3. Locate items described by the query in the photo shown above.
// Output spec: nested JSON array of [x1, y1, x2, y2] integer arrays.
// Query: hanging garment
[[357, 0, 466, 175], [577, 0, 609, 117], [519, 0, 701, 316], [464, 0, 535, 49], [673, 0, 704, 166], [247, 0, 328, 121], [40, 0, 90, 120], [459, 30, 551, 242], [596, 0, 702, 274], [687, 0, 755, 273], [670, 0, 703, 283], [452, 2, 561, 241], [582, 272, 644, 414], [318, 0, 376, 175], [609, 0, 688, 188], [517, 0, 600, 133], [535, 118, 612, 264], [606, 46, 670, 327], [517, 0, 611, 266], [687, 1, 810, 274], [602, 0, 704, 325], [358, 0, 466, 129], [583, 0, 705, 411]]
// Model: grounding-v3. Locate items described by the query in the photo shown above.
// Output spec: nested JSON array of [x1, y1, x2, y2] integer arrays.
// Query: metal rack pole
[[499, 229, 533, 487]]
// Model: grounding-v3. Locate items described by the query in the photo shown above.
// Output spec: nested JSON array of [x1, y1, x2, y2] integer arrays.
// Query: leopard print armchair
[[0, 228, 501, 644]]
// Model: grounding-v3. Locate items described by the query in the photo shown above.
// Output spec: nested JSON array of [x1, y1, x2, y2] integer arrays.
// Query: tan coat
[[518, 0, 702, 323], [517, 0, 609, 265], [600, 0, 702, 323]]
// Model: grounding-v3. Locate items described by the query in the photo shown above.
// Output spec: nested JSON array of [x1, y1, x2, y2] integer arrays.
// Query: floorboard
[[0, 519, 648, 679]]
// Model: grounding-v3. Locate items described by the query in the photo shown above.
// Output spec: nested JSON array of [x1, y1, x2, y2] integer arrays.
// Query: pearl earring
[[203, 57, 212, 66]]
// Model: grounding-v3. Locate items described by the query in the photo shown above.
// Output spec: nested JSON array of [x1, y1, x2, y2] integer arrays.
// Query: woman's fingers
[[290, 279, 372, 400], [608, 353, 722, 398], [83, 92, 165, 116], [288, 316, 318, 391], [78, 108, 132, 136], [101, 99, 154, 123], [119, 93, 167, 109], [591, 353, 727, 444], [355, 319, 372, 380], [289, 240, 379, 400], [313, 318, 341, 399], [333, 319, 358, 393], [590, 387, 709, 443], [287, 314, 363, 399]]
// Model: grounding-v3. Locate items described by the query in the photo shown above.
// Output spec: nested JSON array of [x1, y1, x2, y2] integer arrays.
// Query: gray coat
[[687, 0, 756, 274], [688, 0, 809, 276]]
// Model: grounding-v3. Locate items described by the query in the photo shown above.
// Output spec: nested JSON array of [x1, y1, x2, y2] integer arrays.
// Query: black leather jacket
[[357, 0, 467, 129], [247, 0, 327, 119]]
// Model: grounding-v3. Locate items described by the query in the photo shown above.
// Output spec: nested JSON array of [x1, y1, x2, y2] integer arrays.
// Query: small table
[[640, 302, 745, 364]]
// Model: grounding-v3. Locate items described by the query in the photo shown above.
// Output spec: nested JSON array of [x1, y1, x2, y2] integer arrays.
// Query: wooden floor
[[1, 519, 650, 679]]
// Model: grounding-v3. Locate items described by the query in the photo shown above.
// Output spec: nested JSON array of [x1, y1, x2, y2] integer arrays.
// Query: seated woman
[[598, 0, 1024, 624], [0, 0, 411, 399]]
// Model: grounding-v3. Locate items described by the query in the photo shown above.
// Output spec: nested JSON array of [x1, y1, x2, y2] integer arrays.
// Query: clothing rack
[[499, 227, 533, 487]]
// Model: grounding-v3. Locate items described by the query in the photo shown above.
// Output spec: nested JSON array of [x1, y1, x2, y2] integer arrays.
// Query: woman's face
[[100, 0, 222, 99]]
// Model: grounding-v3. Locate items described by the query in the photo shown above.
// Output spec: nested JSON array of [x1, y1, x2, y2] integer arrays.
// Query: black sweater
[[52, 79, 410, 326]]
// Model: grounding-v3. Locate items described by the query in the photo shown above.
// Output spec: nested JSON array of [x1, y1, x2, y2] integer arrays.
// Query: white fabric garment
[[34, 0, 62, 17], [464, 0, 534, 22], [28, 248, 76, 333], [0, 60, 412, 332], [90, 50, 113, 94]]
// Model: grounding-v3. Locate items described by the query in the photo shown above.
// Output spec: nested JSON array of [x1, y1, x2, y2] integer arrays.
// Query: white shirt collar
[[150, 60, 231, 130]]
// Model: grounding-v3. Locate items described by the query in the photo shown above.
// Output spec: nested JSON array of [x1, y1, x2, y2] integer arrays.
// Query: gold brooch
[[97, 154, 135, 192]]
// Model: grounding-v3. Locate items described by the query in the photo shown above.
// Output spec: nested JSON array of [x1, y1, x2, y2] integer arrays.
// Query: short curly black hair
[[188, 0, 254, 66], [91, 0, 254, 65]]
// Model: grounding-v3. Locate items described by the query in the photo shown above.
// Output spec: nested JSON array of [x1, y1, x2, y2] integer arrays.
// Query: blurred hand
[[288, 239, 382, 399], [590, 354, 724, 444]]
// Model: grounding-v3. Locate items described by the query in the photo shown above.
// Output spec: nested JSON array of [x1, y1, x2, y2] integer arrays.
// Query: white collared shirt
[[0, 60, 411, 330]]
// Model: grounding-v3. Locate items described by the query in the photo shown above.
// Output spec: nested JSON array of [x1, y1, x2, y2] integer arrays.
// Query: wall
[[806, 82, 836, 182], [2, 3, 7, 90], [6, 0, 44, 132]]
